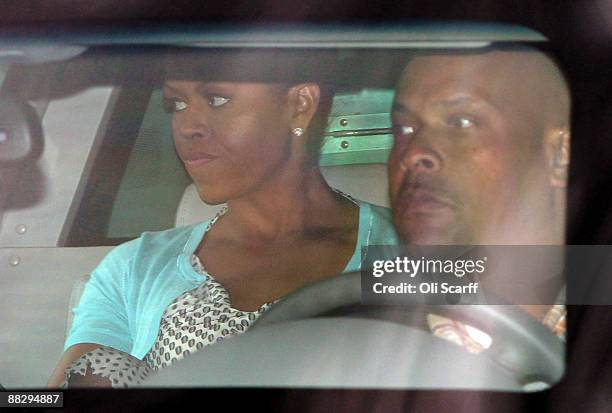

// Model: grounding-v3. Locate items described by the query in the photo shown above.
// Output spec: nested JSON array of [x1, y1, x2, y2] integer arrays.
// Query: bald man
[[389, 47, 570, 246], [388, 47, 570, 349]]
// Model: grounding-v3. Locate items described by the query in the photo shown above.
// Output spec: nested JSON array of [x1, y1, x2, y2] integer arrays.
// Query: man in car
[[388, 46, 570, 351]]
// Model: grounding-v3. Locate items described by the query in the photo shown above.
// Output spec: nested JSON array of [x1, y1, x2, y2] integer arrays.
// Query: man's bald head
[[389, 46, 571, 245], [397, 47, 570, 146]]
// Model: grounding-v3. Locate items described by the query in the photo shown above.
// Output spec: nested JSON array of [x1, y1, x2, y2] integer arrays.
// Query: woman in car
[[48, 49, 399, 387]]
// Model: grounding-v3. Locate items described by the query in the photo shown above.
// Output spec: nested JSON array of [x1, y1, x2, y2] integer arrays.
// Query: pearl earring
[[292, 127, 304, 137]]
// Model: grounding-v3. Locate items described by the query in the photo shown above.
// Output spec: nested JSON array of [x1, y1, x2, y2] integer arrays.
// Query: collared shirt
[[428, 305, 566, 354]]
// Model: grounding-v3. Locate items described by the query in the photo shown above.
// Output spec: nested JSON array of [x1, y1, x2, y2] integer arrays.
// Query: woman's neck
[[222, 162, 350, 243]]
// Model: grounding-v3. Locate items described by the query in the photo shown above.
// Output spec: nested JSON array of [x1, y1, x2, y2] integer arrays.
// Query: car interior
[[0, 23, 564, 391]]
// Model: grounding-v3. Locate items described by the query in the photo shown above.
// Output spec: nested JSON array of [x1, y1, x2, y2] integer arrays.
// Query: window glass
[[107, 89, 191, 239], [0, 32, 574, 391]]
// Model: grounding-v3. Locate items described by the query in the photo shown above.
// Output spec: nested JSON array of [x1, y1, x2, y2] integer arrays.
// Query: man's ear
[[544, 127, 570, 188], [288, 83, 320, 134]]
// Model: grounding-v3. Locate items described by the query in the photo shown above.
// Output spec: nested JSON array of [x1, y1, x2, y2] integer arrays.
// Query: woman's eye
[[163, 98, 188, 113], [208, 95, 230, 108], [448, 115, 476, 129]]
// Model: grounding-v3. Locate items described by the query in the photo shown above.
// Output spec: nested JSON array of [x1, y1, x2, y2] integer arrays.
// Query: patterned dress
[[62, 253, 273, 388], [63, 191, 359, 388]]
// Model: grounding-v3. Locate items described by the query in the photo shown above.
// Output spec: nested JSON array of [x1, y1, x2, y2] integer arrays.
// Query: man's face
[[389, 52, 549, 245]]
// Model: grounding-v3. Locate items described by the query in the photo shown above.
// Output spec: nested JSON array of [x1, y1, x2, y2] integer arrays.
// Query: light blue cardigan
[[64, 201, 399, 359]]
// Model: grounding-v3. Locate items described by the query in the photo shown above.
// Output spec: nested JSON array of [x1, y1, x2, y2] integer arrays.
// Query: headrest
[[174, 163, 389, 227]]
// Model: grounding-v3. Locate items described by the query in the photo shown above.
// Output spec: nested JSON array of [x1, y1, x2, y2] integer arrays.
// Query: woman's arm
[[49, 344, 151, 388], [51, 242, 139, 387], [47, 343, 110, 388]]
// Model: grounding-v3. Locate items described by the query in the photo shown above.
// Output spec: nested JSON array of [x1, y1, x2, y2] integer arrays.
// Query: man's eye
[[208, 95, 230, 108], [162, 98, 188, 113], [448, 115, 476, 129], [393, 124, 416, 137]]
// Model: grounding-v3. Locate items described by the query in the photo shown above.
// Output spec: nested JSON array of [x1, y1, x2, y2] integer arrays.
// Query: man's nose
[[402, 144, 442, 174]]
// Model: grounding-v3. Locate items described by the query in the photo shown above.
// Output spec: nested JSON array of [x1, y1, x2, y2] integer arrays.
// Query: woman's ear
[[544, 127, 570, 188], [288, 83, 320, 133]]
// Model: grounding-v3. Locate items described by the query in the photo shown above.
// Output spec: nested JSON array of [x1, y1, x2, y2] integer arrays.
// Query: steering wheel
[[141, 271, 563, 390], [253, 271, 564, 388]]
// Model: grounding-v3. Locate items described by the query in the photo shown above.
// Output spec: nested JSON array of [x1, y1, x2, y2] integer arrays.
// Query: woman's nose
[[174, 108, 212, 141]]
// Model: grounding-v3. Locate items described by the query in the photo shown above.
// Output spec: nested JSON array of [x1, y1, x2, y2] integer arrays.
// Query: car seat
[[175, 163, 389, 226]]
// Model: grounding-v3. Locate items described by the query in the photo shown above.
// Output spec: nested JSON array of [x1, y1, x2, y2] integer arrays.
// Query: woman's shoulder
[[138, 221, 210, 249], [359, 201, 392, 219], [355, 200, 400, 246], [102, 221, 211, 266], [357, 200, 394, 226]]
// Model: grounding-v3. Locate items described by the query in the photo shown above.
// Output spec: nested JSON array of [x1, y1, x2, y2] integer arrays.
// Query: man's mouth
[[399, 186, 456, 214]]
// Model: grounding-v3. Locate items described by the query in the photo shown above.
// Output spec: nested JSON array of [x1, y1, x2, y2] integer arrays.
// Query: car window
[[0, 24, 572, 391], [8, 49, 401, 246]]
